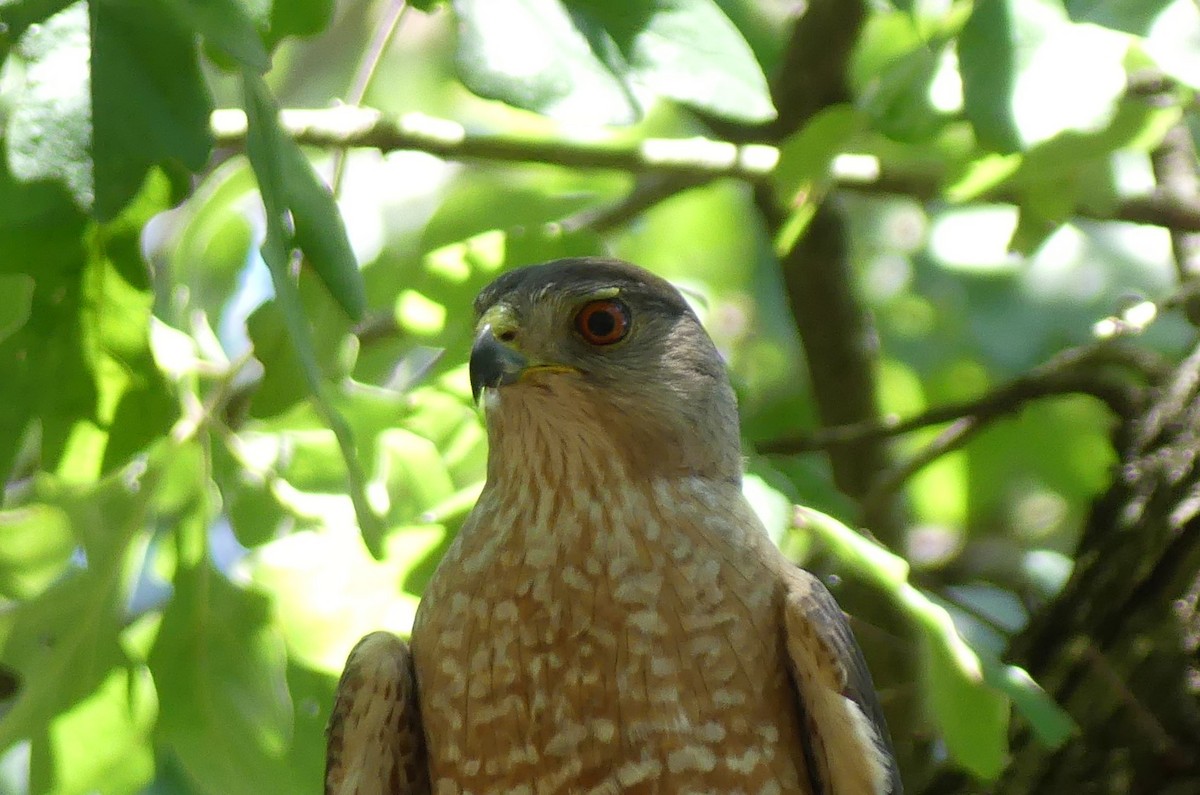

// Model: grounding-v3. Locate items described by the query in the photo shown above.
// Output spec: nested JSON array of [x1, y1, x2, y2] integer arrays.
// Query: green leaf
[[88, 175, 179, 475], [0, 504, 75, 600], [797, 507, 1076, 777], [0, 274, 35, 345], [6, 2, 93, 209], [796, 507, 911, 588], [149, 512, 295, 795], [36, 663, 157, 795], [242, 75, 365, 321], [862, 43, 951, 143], [453, 0, 635, 124], [248, 526, 437, 668], [395, 289, 448, 337], [243, 73, 381, 553], [981, 657, 1074, 748], [370, 428, 455, 524], [288, 175, 367, 323], [1141, 0, 1200, 88], [0, 0, 80, 48], [217, 443, 286, 549], [1008, 204, 1061, 256], [0, 473, 147, 769], [452, 0, 775, 125], [878, 360, 969, 528], [397, 385, 487, 483], [164, 158, 258, 326], [246, 265, 356, 420], [170, 0, 271, 71], [0, 573, 124, 753], [571, 0, 777, 123], [280, 659, 337, 790], [91, 0, 214, 219], [1065, 0, 1177, 35], [959, 0, 1129, 151], [741, 472, 792, 547], [0, 159, 174, 484], [267, 0, 334, 44], [923, 633, 1010, 779], [772, 104, 864, 201]]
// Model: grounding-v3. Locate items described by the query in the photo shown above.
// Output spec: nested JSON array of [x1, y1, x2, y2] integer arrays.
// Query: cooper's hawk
[[327, 258, 902, 794]]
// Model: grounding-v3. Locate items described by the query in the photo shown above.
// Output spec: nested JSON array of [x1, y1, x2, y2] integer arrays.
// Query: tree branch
[[210, 107, 779, 181], [759, 340, 1156, 456], [210, 107, 1200, 234]]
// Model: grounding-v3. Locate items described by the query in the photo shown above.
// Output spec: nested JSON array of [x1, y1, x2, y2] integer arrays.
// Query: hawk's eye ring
[[575, 299, 630, 345]]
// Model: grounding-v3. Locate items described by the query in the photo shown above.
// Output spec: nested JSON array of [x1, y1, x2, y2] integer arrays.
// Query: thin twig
[[760, 341, 1152, 456], [860, 417, 981, 521], [559, 174, 706, 233]]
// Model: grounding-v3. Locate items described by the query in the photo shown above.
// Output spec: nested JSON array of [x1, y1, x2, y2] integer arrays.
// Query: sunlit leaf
[[569, 0, 776, 123], [0, 504, 74, 600], [248, 526, 439, 669], [5, 2, 92, 209], [452, 0, 775, 125], [0, 473, 148, 780], [959, 0, 1128, 151], [370, 428, 456, 523], [981, 656, 1074, 748], [742, 473, 792, 547], [923, 634, 1010, 779], [36, 663, 157, 795], [1142, 0, 1200, 87], [395, 289, 448, 337]]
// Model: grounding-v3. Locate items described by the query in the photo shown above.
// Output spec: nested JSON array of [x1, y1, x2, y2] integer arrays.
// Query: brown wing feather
[[326, 631, 430, 795], [781, 568, 903, 795]]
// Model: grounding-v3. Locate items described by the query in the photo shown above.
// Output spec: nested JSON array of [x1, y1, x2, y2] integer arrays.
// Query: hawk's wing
[[781, 568, 903, 795], [326, 632, 430, 795]]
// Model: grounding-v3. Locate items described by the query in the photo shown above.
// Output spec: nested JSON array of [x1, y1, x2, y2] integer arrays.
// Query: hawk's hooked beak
[[469, 319, 580, 404], [469, 324, 528, 403]]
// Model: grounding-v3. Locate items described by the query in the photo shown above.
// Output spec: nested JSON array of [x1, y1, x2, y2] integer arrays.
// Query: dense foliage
[[1, 0, 1198, 792]]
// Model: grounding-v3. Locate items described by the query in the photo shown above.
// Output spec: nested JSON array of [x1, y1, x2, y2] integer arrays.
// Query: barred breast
[[412, 461, 815, 794]]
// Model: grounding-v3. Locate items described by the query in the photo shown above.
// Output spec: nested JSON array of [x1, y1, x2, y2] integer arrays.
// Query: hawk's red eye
[[575, 299, 630, 345]]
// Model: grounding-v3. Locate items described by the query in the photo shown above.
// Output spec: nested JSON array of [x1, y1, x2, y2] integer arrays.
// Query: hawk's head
[[469, 258, 742, 483]]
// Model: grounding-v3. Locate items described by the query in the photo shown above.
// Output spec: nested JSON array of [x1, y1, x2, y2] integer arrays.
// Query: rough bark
[[923, 343, 1200, 794], [1004, 342, 1200, 792]]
